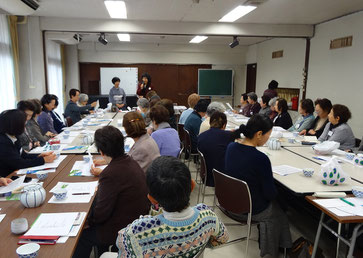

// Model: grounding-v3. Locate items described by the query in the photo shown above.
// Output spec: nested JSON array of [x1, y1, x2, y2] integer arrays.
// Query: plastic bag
[[319, 157, 350, 186], [312, 141, 340, 155]]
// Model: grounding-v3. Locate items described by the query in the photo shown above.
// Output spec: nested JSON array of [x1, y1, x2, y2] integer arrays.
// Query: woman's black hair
[[0, 109, 27, 136], [141, 73, 151, 87], [51, 95, 59, 107], [40, 94, 57, 110], [210, 111, 227, 129], [315, 98, 332, 113], [300, 99, 314, 114], [276, 98, 288, 113], [112, 77, 120, 85], [238, 114, 273, 139], [261, 95, 271, 105], [69, 89, 80, 99], [17, 100, 35, 112], [94, 126, 125, 159], [146, 156, 191, 212], [332, 104, 352, 124], [268, 80, 279, 90], [241, 93, 248, 101]]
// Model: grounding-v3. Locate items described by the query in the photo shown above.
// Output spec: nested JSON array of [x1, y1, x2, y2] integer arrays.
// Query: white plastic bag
[[312, 141, 340, 155], [319, 157, 350, 186]]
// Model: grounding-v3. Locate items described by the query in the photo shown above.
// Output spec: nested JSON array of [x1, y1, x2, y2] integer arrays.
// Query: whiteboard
[[100, 67, 138, 95]]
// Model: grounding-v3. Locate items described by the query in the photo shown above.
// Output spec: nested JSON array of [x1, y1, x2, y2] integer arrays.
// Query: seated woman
[[318, 104, 355, 150], [299, 98, 332, 138], [198, 111, 240, 187], [50, 96, 65, 134], [77, 93, 92, 119], [225, 114, 292, 257], [92, 112, 160, 174], [157, 99, 177, 130], [233, 93, 250, 116], [0, 109, 56, 177], [199, 102, 225, 134], [179, 93, 200, 125], [259, 95, 271, 117], [149, 105, 180, 157], [17, 100, 40, 151], [246, 92, 261, 117], [288, 99, 315, 132], [27, 99, 55, 146], [73, 126, 150, 258], [37, 94, 58, 135], [273, 98, 293, 130], [136, 98, 151, 127], [268, 97, 278, 121]]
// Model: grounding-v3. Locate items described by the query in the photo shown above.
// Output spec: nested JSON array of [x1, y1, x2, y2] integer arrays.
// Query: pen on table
[[313, 157, 326, 161], [72, 193, 90, 195], [339, 198, 355, 207]]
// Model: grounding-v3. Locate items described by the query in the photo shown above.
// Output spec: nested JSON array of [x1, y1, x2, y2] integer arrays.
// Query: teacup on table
[[63, 134, 70, 140], [36, 171, 48, 181], [16, 243, 40, 258], [83, 155, 91, 163], [303, 168, 314, 177], [11, 218, 28, 235], [53, 188, 68, 201]]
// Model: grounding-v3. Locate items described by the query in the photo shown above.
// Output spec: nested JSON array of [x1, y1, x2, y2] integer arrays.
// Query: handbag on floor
[[289, 237, 324, 258]]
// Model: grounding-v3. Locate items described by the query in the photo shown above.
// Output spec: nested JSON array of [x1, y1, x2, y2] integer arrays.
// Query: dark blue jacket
[[50, 111, 65, 134], [0, 134, 44, 177], [184, 111, 202, 153]]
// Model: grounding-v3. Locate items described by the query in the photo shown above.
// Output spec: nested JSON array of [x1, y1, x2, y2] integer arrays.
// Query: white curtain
[[0, 14, 17, 112], [46, 39, 64, 115]]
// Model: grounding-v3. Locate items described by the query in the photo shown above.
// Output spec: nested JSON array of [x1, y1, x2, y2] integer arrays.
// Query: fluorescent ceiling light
[[189, 36, 208, 44], [117, 33, 130, 42], [104, 1, 127, 19], [219, 5, 256, 22]]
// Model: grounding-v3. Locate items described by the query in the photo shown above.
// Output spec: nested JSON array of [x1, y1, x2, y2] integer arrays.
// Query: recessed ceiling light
[[219, 5, 256, 22], [104, 1, 127, 19], [117, 33, 130, 42], [189, 36, 208, 44]]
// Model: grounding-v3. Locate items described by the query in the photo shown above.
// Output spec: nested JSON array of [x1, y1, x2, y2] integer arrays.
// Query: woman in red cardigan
[[137, 73, 154, 98]]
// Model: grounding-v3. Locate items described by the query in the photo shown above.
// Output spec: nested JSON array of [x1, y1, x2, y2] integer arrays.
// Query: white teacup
[[16, 243, 40, 258], [11, 218, 28, 235]]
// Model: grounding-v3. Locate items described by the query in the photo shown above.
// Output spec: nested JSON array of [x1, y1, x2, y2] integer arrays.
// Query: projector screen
[[100, 67, 138, 95]]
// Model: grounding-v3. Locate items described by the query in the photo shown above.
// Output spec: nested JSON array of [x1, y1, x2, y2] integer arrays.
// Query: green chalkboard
[[198, 69, 233, 96]]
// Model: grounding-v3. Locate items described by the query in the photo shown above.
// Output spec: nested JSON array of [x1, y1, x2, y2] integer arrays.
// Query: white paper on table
[[68, 212, 87, 236], [29, 144, 67, 154], [57, 236, 69, 244], [48, 194, 92, 204], [0, 214, 6, 222], [304, 136, 318, 142], [24, 212, 78, 236], [282, 132, 294, 138], [95, 100, 100, 111], [124, 137, 135, 153], [59, 136, 76, 144], [69, 161, 107, 177], [272, 165, 302, 176], [314, 198, 363, 216], [17, 155, 67, 175], [0, 176, 25, 194], [50, 181, 98, 195], [328, 208, 353, 216]]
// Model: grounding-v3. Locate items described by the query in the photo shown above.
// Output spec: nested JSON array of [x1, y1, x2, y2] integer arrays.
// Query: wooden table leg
[[312, 212, 325, 258]]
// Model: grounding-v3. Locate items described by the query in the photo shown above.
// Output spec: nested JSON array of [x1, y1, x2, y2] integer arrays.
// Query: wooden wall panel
[[79, 63, 211, 106]]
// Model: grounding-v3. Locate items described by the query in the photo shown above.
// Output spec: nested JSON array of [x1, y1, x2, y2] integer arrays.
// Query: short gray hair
[[247, 92, 258, 102], [269, 97, 278, 107], [79, 93, 88, 103], [206, 102, 226, 117], [137, 98, 150, 109]]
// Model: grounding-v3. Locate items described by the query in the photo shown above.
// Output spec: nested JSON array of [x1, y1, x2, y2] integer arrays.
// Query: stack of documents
[[48, 181, 98, 204], [313, 197, 363, 216], [272, 165, 302, 176], [19, 212, 87, 244], [17, 156, 67, 175]]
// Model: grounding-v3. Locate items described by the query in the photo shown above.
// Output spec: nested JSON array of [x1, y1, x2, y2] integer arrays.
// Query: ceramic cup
[[64, 130, 70, 135], [11, 218, 28, 235], [345, 153, 355, 161], [293, 132, 299, 137], [83, 155, 91, 163], [63, 134, 70, 140], [53, 189, 68, 201], [16, 243, 40, 258], [303, 168, 314, 177], [288, 138, 295, 144], [36, 171, 48, 181]]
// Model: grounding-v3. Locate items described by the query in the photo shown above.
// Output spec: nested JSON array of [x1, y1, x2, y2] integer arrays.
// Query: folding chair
[[212, 169, 258, 257], [183, 128, 200, 176], [197, 150, 214, 204]]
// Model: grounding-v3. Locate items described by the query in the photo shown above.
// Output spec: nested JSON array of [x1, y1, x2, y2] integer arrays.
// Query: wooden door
[[246, 63, 257, 93]]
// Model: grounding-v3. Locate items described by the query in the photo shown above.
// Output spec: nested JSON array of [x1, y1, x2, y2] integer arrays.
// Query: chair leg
[[245, 213, 252, 258], [283, 248, 287, 258], [197, 180, 202, 204]]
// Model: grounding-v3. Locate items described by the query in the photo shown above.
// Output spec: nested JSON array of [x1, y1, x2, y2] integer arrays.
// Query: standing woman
[[38, 94, 58, 135], [137, 73, 153, 98], [0, 109, 56, 177], [225, 114, 292, 257]]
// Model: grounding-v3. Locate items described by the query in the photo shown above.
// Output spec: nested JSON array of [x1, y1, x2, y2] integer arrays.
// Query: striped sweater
[[116, 203, 228, 257]]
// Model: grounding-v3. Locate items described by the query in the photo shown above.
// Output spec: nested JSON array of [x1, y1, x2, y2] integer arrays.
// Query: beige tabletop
[[257, 146, 363, 194], [284, 146, 363, 183]]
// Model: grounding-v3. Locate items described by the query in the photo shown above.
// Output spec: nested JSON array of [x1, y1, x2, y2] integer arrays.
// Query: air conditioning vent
[[0, 0, 39, 15], [330, 36, 353, 50], [21, 0, 39, 10], [272, 50, 283, 59], [244, 0, 268, 6]]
